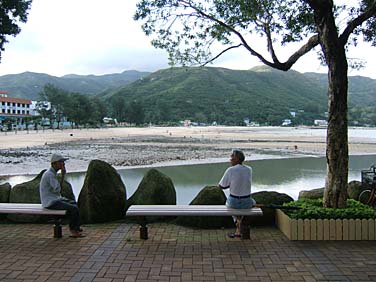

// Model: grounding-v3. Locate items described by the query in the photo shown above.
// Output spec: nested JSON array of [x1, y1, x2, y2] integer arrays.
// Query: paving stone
[[1, 223, 376, 281]]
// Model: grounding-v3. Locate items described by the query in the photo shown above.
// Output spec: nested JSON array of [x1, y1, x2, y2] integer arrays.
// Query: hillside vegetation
[[0, 70, 150, 100], [1, 66, 375, 126], [105, 66, 328, 125]]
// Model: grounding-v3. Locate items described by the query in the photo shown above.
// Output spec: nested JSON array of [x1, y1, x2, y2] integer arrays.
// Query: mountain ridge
[[0, 70, 150, 100], [101, 66, 375, 125], [1, 66, 374, 125], [0, 65, 374, 109]]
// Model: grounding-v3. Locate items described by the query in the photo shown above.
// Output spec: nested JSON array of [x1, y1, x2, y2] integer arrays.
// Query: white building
[[282, 119, 292, 126], [31, 100, 52, 116], [0, 91, 32, 118], [314, 119, 328, 126], [0, 91, 54, 130]]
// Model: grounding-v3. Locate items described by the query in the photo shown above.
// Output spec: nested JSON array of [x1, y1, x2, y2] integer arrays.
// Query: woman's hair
[[232, 149, 245, 163]]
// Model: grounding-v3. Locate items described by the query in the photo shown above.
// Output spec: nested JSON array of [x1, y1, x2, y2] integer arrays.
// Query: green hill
[[105, 66, 330, 125], [304, 72, 376, 107], [1, 66, 374, 126], [0, 70, 150, 100]]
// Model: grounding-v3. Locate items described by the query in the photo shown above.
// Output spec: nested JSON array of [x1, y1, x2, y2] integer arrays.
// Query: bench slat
[[0, 203, 66, 215], [126, 205, 263, 217]]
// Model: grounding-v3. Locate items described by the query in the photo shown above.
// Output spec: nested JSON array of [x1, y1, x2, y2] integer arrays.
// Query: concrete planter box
[[275, 209, 376, 240]]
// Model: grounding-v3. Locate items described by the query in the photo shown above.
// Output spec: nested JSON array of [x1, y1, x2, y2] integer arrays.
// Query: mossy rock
[[8, 170, 75, 223], [0, 182, 11, 203], [125, 168, 176, 222], [78, 160, 126, 224], [251, 191, 294, 226], [0, 182, 11, 220], [297, 181, 365, 202], [347, 180, 365, 200], [175, 186, 234, 229], [298, 187, 324, 200]]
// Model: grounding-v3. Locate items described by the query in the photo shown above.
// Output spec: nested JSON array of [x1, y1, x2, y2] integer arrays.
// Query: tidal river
[[3, 154, 376, 203]]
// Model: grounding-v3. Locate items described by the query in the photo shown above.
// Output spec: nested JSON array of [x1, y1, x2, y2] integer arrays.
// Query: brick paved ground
[[0, 222, 375, 282]]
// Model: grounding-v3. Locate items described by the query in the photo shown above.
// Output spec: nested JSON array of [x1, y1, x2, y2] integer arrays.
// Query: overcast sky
[[0, 0, 375, 78]]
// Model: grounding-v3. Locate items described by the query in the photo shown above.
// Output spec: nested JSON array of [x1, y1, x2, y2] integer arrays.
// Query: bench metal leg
[[53, 218, 63, 238], [140, 224, 148, 240], [139, 217, 148, 240], [240, 216, 250, 240]]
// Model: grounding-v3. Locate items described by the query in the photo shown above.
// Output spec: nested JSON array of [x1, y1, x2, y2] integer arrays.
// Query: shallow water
[[3, 154, 375, 203]]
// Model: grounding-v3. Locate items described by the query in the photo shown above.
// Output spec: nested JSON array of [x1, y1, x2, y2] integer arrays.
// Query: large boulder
[[298, 187, 324, 200], [0, 182, 11, 220], [251, 191, 294, 226], [8, 170, 75, 222], [78, 160, 126, 223], [0, 182, 11, 203], [347, 180, 364, 200], [175, 186, 234, 229], [125, 168, 176, 222], [298, 181, 365, 201]]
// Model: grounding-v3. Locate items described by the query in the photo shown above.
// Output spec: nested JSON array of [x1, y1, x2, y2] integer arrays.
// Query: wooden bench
[[126, 205, 263, 240], [0, 203, 66, 238]]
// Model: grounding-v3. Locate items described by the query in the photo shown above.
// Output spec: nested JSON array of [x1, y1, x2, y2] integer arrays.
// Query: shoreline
[[0, 150, 314, 178], [1, 126, 375, 178]]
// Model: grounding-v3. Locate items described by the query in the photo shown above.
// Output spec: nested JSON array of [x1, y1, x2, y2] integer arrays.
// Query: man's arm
[[60, 163, 66, 188], [218, 168, 231, 189]]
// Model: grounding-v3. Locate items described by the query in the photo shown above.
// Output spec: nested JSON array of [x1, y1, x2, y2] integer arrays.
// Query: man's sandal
[[227, 232, 241, 238], [69, 233, 86, 238]]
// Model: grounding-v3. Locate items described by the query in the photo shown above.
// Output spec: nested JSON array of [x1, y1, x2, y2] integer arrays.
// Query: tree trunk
[[313, 2, 349, 208], [324, 61, 349, 208]]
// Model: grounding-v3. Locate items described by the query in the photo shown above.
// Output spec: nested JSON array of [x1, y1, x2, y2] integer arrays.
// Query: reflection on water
[[2, 155, 376, 203]]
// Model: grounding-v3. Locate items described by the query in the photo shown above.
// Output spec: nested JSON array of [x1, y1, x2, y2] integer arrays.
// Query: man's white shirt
[[219, 164, 252, 196]]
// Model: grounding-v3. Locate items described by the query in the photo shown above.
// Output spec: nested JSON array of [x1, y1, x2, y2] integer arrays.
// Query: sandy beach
[[0, 126, 375, 177]]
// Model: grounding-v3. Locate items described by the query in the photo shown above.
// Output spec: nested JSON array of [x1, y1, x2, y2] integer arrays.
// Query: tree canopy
[[39, 84, 107, 128], [135, 0, 375, 70], [0, 0, 32, 61]]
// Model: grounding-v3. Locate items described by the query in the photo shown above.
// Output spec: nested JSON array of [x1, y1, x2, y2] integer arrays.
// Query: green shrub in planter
[[283, 198, 376, 219]]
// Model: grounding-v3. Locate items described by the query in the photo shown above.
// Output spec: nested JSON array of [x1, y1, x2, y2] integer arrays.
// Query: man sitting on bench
[[218, 149, 256, 238], [39, 153, 84, 238]]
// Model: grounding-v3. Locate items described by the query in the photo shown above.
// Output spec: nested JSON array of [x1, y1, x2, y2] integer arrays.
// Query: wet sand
[[0, 126, 375, 176]]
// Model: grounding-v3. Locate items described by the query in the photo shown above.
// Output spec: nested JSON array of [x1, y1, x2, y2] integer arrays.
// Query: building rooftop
[[0, 96, 32, 104]]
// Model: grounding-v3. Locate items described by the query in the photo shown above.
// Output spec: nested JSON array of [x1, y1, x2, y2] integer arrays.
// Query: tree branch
[[182, 2, 277, 66], [202, 44, 243, 66], [264, 23, 280, 64], [181, 0, 319, 71], [339, 2, 376, 46], [282, 34, 320, 70]]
